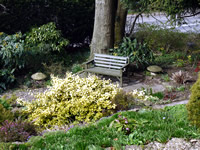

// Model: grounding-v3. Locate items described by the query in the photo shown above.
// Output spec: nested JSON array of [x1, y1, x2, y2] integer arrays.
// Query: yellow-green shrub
[[18, 73, 120, 128], [0, 104, 14, 124], [187, 73, 200, 128]]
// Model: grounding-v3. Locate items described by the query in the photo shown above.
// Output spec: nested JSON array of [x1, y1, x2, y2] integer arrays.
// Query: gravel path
[[0, 87, 48, 102]]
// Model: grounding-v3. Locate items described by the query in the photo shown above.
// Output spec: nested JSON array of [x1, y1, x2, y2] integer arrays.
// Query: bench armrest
[[83, 59, 94, 69], [122, 63, 129, 68], [84, 59, 94, 64], [120, 63, 129, 72]]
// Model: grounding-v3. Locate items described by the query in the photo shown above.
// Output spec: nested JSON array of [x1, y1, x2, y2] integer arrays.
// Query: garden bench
[[84, 53, 129, 87]]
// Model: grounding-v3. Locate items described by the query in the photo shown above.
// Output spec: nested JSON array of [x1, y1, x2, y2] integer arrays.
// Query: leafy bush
[[0, 142, 27, 150], [0, 69, 15, 93], [0, 32, 25, 70], [0, 23, 69, 92], [0, 32, 26, 92], [71, 64, 83, 74], [18, 73, 120, 128], [0, 98, 12, 110], [0, 104, 14, 124], [187, 73, 200, 128], [25, 22, 69, 52], [0, 120, 38, 142], [1, 94, 18, 107], [111, 37, 154, 68]]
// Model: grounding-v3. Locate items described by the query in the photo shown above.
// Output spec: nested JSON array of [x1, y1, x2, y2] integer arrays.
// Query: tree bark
[[90, 0, 117, 57], [114, 0, 127, 45]]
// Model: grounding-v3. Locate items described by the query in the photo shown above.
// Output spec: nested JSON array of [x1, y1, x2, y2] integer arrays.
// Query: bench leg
[[85, 72, 88, 78], [120, 77, 123, 87]]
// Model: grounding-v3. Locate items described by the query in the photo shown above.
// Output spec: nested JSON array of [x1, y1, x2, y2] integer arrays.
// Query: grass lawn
[[2, 104, 199, 150]]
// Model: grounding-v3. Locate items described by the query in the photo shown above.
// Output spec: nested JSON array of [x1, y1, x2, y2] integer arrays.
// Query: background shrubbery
[[0, 0, 94, 45], [110, 37, 154, 69], [0, 23, 69, 92], [134, 23, 200, 53], [135, 24, 189, 53]]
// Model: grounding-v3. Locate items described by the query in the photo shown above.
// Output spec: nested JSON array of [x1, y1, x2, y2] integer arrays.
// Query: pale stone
[[31, 72, 47, 81], [145, 141, 165, 150], [147, 65, 162, 73], [125, 145, 143, 150], [164, 138, 192, 150]]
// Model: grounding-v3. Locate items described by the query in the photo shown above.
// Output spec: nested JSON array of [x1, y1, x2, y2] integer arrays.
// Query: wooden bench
[[84, 53, 129, 86]]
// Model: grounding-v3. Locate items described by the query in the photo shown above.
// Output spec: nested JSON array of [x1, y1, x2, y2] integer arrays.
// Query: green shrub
[[0, 104, 14, 124], [0, 69, 15, 93], [71, 64, 83, 74], [187, 73, 200, 128], [135, 23, 188, 53], [18, 73, 120, 128], [1, 94, 18, 107], [0, 98, 12, 110], [0, 23, 69, 92], [110, 37, 154, 68], [0, 32, 26, 92], [25, 22, 69, 52], [0, 143, 26, 150], [0, 32, 26, 70], [0, 120, 38, 142]]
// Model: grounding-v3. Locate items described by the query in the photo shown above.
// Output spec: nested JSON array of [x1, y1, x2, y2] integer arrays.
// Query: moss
[[186, 73, 200, 128]]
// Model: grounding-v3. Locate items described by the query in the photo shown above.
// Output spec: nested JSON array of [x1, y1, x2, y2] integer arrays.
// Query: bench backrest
[[94, 53, 129, 70]]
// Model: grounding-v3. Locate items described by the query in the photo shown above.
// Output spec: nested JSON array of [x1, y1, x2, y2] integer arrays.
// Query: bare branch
[[180, 11, 200, 18], [0, 4, 7, 13]]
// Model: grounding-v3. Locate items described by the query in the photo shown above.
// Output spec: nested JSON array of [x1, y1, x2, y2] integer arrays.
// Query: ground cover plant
[[8, 104, 200, 149]]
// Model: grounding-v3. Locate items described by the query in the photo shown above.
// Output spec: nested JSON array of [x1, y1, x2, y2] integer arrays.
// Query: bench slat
[[85, 67, 121, 77], [94, 57, 127, 64], [95, 53, 128, 60], [95, 60, 126, 67], [95, 64, 122, 69]]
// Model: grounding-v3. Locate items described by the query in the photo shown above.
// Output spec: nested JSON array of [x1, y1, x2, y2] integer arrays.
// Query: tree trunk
[[114, 0, 127, 45], [90, 0, 117, 57]]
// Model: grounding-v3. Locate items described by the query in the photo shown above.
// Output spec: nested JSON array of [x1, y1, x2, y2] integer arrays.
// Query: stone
[[145, 141, 165, 150], [164, 138, 192, 150], [150, 72, 157, 76], [125, 145, 143, 150], [147, 65, 162, 73], [31, 72, 47, 81]]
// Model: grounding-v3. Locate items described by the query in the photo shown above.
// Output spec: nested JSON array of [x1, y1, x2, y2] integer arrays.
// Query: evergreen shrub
[[187, 73, 200, 128], [18, 73, 120, 128]]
